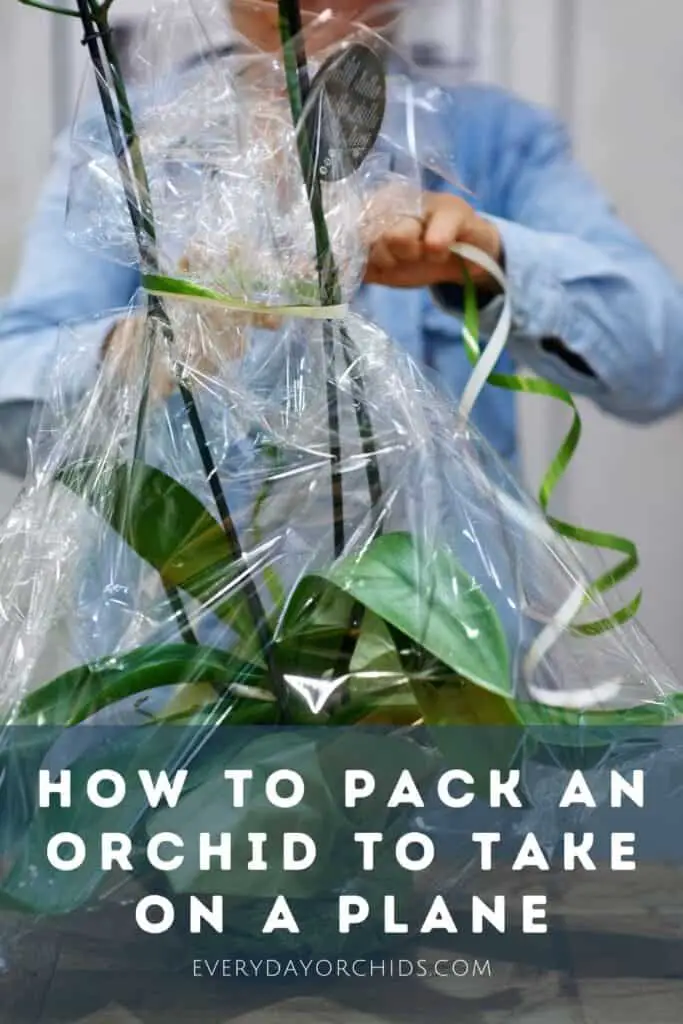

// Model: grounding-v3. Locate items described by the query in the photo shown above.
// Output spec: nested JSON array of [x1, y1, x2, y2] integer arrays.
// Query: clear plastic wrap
[[66, 0, 464, 278], [1, 0, 682, 980], [0, 296, 678, 721]]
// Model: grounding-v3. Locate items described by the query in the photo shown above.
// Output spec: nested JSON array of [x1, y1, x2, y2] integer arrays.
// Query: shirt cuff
[[486, 216, 608, 387], [431, 217, 610, 397], [0, 313, 118, 405]]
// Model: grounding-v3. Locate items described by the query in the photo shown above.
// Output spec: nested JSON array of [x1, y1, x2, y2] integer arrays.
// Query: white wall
[[0, 4, 53, 292], [568, 0, 683, 676]]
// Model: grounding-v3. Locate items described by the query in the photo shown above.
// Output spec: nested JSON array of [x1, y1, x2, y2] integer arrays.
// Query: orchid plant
[[10, 0, 521, 734], [1, 0, 678, 927]]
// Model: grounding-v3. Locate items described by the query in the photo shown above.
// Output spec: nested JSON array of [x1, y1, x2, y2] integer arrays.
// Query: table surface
[[2, 865, 682, 1023]]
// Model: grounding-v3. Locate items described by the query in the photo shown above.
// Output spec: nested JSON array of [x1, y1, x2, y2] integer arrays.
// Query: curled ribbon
[[144, 252, 641, 642], [142, 253, 642, 691], [138, 252, 683, 721], [453, 241, 641, 647]]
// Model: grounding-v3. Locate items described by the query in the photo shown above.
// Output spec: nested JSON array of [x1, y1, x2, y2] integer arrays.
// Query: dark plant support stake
[[277, 0, 347, 561], [23, 0, 288, 710], [277, 0, 387, 678], [276, 1, 384, 518]]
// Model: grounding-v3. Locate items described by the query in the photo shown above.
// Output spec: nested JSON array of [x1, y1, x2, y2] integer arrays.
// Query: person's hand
[[102, 307, 275, 402], [363, 190, 503, 293], [102, 246, 283, 401], [102, 315, 174, 401]]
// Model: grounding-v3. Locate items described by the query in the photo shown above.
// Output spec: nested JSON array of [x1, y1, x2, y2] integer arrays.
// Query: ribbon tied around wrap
[[141, 246, 642, 698]]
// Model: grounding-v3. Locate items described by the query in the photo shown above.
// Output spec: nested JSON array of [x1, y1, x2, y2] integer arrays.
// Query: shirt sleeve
[[432, 90, 683, 424], [0, 128, 139, 408]]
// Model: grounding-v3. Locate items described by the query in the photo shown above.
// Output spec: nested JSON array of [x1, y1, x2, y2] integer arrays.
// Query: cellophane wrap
[[0, 0, 681, 964]]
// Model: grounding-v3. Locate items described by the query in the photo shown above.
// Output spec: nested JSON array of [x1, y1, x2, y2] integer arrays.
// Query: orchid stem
[[278, 0, 347, 565], [23, 0, 288, 708], [277, 0, 385, 685], [18, 0, 80, 17]]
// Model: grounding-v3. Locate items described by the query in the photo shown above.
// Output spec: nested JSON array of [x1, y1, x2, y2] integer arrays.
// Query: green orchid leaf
[[276, 574, 358, 678], [412, 678, 520, 727], [279, 563, 513, 769], [338, 613, 421, 725], [277, 578, 417, 723], [349, 611, 400, 676], [281, 572, 353, 631], [283, 535, 517, 786], [16, 644, 265, 727], [517, 698, 683, 730], [56, 459, 258, 642], [0, 706, 282, 916], [513, 695, 683, 769], [17, 0, 81, 16], [411, 678, 525, 800], [324, 532, 511, 696], [280, 546, 512, 724], [145, 731, 347, 899], [318, 613, 419, 726], [326, 684, 419, 726]]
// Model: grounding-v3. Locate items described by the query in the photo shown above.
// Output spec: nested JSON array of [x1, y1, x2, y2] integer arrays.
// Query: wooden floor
[[2, 866, 682, 1023]]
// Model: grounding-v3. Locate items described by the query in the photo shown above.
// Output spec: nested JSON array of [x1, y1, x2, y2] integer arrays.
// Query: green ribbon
[[141, 273, 348, 319], [461, 268, 641, 636], [142, 264, 640, 635]]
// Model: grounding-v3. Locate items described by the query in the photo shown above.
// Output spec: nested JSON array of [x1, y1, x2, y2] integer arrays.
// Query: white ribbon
[[451, 243, 614, 707], [450, 241, 513, 420]]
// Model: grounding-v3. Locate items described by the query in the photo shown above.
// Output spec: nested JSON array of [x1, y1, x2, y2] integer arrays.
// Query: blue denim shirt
[[2, 82, 683, 479]]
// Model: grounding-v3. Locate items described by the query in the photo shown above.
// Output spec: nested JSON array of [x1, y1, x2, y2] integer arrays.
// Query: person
[[2, 0, 683, 481]]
